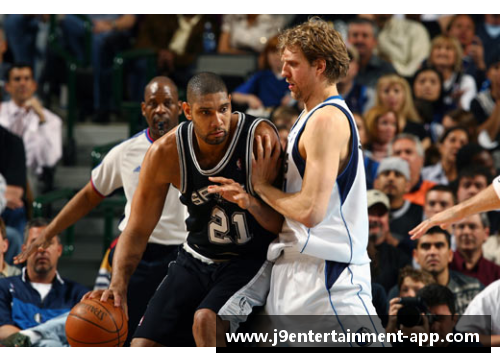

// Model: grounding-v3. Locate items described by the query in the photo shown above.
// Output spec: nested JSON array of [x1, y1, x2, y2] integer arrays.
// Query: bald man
[[15, 76, 189, 342]]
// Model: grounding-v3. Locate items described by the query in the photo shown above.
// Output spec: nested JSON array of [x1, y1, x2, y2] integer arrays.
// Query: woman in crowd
[[364, 106, 400, 162]]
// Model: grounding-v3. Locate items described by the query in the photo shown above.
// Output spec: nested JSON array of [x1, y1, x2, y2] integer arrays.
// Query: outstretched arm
[[410, 183, 500, 240], [14, 182, 104, 264]]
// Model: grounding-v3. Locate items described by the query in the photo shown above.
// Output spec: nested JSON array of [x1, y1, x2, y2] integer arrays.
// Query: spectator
[[424, 185, 456, 220], [364, 106, 399, 162], [60, 15, 137, 123], [472, 53, 500, 151], [271, 106, 298, 151], [389, 134, 436, 206], [447, 14, 487, 88], [0, 28, 9, 96], [0, 218, 20, 279], [426, 35, 477, 111], [451, 213, 500, 287], [456, 144, 496, 177], [367, 189, 411, 293], [476, 15, 500, 71], [0, 218, 88, 340], [422, 126, 469, 185], [355, 112, 379, 189], [455, 166, 492, 203], [375, 74, 429, 144], [0, 63, 62, 192], [457, 279, 500, 346], [374, 14, 431, 78], [338, 46, 374, 114], [347, 17, 396, 88], [441, 109, 478, 141], [386, 266, 435, 333], [218, 15, 286, 55], [374, 157, 423, 255], [412, 227, 483, 315], [232, 36, 290, 116]]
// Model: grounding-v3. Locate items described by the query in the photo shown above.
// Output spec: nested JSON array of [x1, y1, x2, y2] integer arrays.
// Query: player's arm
[[0, 325, 21, 340], [253, 107, 348, 228], [89, 134, 178, 314], [410, 182, 500, 240], [14, 182, 104, 264]]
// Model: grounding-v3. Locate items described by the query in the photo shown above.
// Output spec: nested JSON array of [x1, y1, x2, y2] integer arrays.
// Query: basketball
[[65, 298, 127, 347]]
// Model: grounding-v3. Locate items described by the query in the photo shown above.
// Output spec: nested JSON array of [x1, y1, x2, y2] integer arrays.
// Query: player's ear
[[182, 102, 192, 120], [315, 58, 326, 76], [141, 102, 146, 117]]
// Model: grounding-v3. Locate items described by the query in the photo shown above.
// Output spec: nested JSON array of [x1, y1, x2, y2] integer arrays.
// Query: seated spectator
[[364, 106, 399, 162], [375, 74, 429, 145], [386, 266, 435, 333], [367, 190, 411, 293], [451, 213, 500, 286], [426, 35, 477, 111], [218, 15, 286, 55], [0, 218, 88, 340], [389, 134, 436, 206], [412, 66, 446, 141], [0, 218, 20, 279], [338, 46, 374, 114], [232, 36, 289, 117], [476, 15, 500, 71], [374, 14, 431, 78], [455, 166, 492, 203], [471, 53, 500, 151], [441, 109, 478, 142], [0, 63, 62, 194], [60, 15, 137, 123], [412, 227, 483, 315], [271, 106, 298, 151], [457, 279, 500, 346], [446, 14, 487, 88], [422, 126, 469, 185], [424, 185, 456, 220], [347, 17, 396, 88], [374, 157, 423, 255], [456, 144, 496, 177]]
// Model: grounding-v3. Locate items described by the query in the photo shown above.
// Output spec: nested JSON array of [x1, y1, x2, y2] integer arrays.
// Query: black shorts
[[132, 247, 267, 346]]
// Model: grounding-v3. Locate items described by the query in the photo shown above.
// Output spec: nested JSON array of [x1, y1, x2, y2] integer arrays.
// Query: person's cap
[[376, 157, 410, 180], [487, 51, 500, 69], [367, 189, 390, 210]]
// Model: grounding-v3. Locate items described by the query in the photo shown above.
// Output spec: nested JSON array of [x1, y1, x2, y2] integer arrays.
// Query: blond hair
[[278, 17, 350, 84], [430, 35, 463, 73], [375, 74, 421, 123]]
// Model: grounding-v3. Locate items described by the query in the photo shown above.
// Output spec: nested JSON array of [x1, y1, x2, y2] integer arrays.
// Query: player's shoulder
[[148, 125, 180, 161]]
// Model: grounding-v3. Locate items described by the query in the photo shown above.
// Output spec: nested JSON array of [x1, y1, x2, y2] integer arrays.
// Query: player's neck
[[303, 83, 339, 112]]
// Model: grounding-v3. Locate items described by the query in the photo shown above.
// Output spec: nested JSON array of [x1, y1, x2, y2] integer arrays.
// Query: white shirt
[[0, 100, 62, 175], [91, 129, 188, 246]]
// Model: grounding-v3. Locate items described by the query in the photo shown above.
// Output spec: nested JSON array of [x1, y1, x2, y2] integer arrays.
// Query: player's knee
[[130, 337, 164, 347], [193, 308, 216, 332]]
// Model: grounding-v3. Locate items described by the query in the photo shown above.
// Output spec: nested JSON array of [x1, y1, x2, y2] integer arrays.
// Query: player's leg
[[192, 309, 230, 347]]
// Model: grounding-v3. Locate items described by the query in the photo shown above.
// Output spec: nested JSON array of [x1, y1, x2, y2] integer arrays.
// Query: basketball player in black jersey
[[85, 72, 283, 346]]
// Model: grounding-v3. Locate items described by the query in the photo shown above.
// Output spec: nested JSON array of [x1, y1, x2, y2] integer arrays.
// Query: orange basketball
[[65, 298, 127, 347]]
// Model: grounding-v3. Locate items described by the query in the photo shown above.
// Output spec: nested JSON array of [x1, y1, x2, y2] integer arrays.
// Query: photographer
[[392, 284, 482, 347]]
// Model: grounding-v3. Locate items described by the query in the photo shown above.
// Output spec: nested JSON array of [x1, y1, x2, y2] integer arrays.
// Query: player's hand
[[13, 230, 52, 264], [252, 134, 281, 193], [409, 211, 454, 240], [82, 288, 129, 320], [207, 177, 254, 210]]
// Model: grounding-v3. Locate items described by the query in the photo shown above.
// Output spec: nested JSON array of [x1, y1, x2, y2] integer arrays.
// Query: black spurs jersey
[[176, 112, 277, 260]]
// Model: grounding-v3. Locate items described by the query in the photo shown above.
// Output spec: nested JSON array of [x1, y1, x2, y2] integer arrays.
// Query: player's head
[[142, 76, 181, 141], [183, 72, 231, 146], [278, 17, 349, 100], [23, 218, 62, 279]]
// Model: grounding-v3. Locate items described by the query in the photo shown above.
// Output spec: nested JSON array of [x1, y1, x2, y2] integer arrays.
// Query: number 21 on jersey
[[208, 206, 252, 245]]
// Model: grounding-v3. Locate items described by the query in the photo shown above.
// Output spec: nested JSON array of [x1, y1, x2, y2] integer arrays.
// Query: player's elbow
[[298, 207, 326, 228]]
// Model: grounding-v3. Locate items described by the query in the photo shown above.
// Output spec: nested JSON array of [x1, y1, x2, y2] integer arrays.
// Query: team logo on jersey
[[191, 186, 213, 205], [354, 327, 374, 347]]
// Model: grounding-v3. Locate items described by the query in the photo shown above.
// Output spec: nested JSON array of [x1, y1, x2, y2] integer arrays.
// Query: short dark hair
[[439, 125, 469, 144], [456, 165, 493, 186], [7, 63, 34, 82], [417, 283, 456, 315], [426, 184, 456, 204], [186, 72, 227, 104], [417, 226, 451, 249], [348, 17, 378, 37], [23, 217, 59, 245]]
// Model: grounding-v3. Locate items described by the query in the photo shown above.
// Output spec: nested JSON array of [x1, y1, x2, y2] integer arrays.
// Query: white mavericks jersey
[[268, 96, 370, 265], [91, 129, 188, 246]]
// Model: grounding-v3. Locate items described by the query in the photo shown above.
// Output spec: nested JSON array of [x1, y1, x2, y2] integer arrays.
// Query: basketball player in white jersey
[[251, 18, 386, 345]]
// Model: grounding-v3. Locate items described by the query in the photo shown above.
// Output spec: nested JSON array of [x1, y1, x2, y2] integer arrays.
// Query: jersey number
[[208, 206, 252, 245]]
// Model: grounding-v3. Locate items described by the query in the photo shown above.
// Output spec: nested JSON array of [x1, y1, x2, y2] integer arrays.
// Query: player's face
[[379, 83, 404, 113], [413, 70, 441, 102], [186, 92, 232, 146], [281, 47, 316, 102], [399, 277, 426, 298], [454, 214, 488, 254], [392, 139, 423, 181], [6, 67, 36, 104], [376, 170, 408, 199], [424, 191, 454, 219], [439, 129, 468, 164], [376, 112, 397, 144], [413, 234, 452, 276], [25, 226, 62, 276], [456, 175, 488, 202], [142, 81, 180, 140]]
